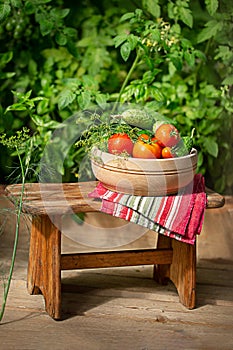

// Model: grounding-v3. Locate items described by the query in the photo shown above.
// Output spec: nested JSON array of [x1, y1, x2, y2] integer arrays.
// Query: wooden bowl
[[91, 148, 198, 196]]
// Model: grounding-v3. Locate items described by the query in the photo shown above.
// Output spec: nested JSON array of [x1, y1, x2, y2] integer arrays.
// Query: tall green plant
[[0, 128, 31, 321]]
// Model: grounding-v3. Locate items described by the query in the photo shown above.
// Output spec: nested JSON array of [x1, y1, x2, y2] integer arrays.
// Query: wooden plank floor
[[0, 191, 233, 350]]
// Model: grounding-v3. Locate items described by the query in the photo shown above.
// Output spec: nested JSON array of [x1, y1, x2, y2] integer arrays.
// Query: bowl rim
[[91, 146, 197, 162]]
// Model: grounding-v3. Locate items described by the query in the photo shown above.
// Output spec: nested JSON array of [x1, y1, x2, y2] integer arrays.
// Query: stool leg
[[154, 235, 196, 309], [153, 235, 171, 285], [27, 215, 62, 319]]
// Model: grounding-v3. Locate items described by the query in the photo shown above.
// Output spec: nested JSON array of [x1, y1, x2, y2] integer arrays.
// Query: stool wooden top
[[5, 181, 225, 216]]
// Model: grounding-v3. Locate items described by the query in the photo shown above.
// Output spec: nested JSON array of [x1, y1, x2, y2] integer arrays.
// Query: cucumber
[[121, 109, 154, 130], [114, 108, 172, 131], [171, 129, 195, 157], [171, 139, 190, 157]]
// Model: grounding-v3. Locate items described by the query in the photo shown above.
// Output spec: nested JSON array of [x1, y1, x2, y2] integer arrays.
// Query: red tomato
[[155, 123, 180, 147], [151, 136, 160, 145], [108, 133, 134, 155], [132, 139, 162, 159], [162, 147, 174, 158]]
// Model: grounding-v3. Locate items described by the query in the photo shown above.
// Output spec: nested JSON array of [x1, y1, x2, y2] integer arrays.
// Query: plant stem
[[0, 148, 26, 322], [112, 49, 141, 113]]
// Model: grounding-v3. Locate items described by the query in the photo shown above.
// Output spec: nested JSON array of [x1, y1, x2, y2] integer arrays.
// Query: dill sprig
[[0, 127, 30, 149], [75, 114, 141, 155]]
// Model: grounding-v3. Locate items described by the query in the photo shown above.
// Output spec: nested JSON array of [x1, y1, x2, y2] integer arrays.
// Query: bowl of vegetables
[[91, 147, 198, 196], [79, 108, 198, 196]]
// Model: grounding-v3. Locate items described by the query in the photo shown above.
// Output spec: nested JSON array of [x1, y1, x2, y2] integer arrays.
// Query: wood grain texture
[[154, 235, 196, 309], [5, 181, 225, 215], [60, 249, 173, 270], [27, 215, 62, 319], [206, 187, 225, 208]]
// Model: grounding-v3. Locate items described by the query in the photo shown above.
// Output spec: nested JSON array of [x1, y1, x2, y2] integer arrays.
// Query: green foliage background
[[0, 0, 232, 194]]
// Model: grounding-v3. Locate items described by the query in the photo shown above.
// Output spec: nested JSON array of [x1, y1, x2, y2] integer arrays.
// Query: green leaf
[[222, 75, 233, 85], [10, 0, 22, 7], [77, 91, 91, 109], [31, 115, 60, 128], [179, 6, 193, 28], [150, 29, 160, 42], [77, 37, 96, 47], [142, 0, 160, 18], [28, 59, 38, 76], [55, 32, 67, 46], [63, 27, 77, 38], [113, 34, 128, 48], [82, 75, 98, 90], [25, 1, 36, 14], [24, 90, 33, 100], [142, 71, 157, 84], [169, 54, 183, 70], [167, 2, 175, 19], [51, 8, 70, 19], [214, 45, 231, 61], [11, 89, 33, 103], [58, 89, 76, 110], [39, 18, 54, 36], [95, 93, 108, 109], [181, 38, 192, 49], [203, 138, 218, 157], [184, 50, 195, 67], [120, 12, 134, 22], [135, 9, 143, 19], [197, 20, 223, 43], [0, 4, 11, 23], [5, 104, 27, 113], [128, 35, 138, 51], [37, 99, 49, 115], [0, 51, 13, 68], [120, 41, 131, 62], [150, 86, 165, 102], [0, 72, 16, 79], [31, 96, 45, 102], [195, 50, 206, 61], [205, 0, 219, 16]]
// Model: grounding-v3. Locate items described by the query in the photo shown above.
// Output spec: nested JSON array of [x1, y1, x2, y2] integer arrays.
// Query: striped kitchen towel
[[88, 174, 207, 244]]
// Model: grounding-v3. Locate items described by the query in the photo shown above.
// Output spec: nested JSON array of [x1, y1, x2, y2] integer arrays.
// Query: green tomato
[[13, 30, 21, 39], [15, 24, 24, 33], [6, 22, 14, 31]]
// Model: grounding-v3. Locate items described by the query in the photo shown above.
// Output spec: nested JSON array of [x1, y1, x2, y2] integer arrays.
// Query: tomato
[[138, 133, 150, 142], [108, 133, 134, 155], [155, 123, 180, 147], [132, 138, 162, 159], [162, 147, 174, 159], [151, 136, 160, 145]]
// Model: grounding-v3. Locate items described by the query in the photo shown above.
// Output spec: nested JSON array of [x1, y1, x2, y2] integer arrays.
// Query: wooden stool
[[5, 182, 224, 320]]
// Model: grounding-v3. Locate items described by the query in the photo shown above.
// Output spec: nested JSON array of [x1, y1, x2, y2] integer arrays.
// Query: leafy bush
[[0, 0, 232, 193]]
